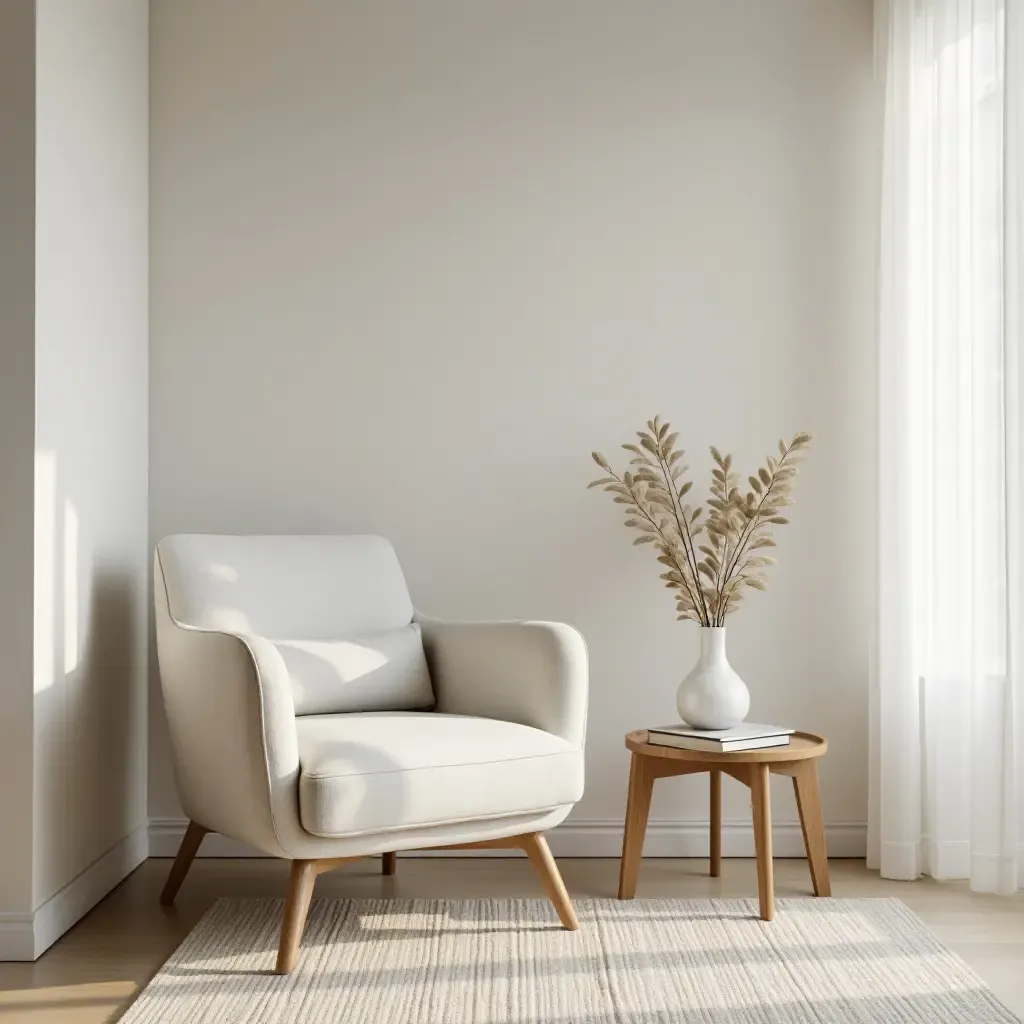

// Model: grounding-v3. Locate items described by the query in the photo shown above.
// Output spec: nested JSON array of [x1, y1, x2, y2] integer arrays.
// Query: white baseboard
[[148, 817, 867, 860], [0, 823, 149, 961]]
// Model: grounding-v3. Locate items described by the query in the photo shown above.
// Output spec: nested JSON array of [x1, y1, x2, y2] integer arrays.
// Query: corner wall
[[0, 0, 150, 960], [33, 0, 150, 923]]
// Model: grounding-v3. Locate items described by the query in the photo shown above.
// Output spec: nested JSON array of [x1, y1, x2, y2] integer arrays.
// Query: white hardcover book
[[649, 733, 791, 753], [647, 722, 794, 753]]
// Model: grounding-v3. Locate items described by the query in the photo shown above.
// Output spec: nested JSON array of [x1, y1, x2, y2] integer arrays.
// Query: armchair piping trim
[[303, 748, 580, 781], [304, 803, 570, 840]]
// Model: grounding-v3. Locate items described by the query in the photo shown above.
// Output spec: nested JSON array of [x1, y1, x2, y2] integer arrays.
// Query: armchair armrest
[[416, 617, 588, 748], [155, 551, 311, 858]]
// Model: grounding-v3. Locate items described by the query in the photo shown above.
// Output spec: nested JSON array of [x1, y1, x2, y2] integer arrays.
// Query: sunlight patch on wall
[[33, 450, 56, 694], [63, 499, 78, 674]]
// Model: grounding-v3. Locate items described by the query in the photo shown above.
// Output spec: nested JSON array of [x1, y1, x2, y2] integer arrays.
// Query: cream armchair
[[154, 534, 588, 973]]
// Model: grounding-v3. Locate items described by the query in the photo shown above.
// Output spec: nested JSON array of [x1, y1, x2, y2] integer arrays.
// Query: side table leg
[[617, 753, 654, 899], [709, 770, 722, 878], [750, 763, 774, 921], [793, 760, 831, 896]]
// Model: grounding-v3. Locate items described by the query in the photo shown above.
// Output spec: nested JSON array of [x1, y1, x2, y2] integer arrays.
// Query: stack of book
[[647, 722, 794, 753]]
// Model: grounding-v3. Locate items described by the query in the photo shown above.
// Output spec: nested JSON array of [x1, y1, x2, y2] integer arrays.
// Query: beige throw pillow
[[274, 624, 434, 716]]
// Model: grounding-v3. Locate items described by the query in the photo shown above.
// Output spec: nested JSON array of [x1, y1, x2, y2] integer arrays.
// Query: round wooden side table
[[617, 729, 830, 921]]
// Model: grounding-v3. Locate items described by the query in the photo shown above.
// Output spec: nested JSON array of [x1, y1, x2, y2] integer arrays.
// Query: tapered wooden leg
[[522, 833, 579, 930], [709, 770, 722, 878], [792, 760, 831, 896], [750, 763, 774, 921], [159, 821, 208, 906], [382, 851, 397, 876], [617, 753, 655, 899], [275, 860, 318, 974]]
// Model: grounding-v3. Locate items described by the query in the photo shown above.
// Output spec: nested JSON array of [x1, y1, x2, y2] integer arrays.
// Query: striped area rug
[[121, 897, 1020, 1023]]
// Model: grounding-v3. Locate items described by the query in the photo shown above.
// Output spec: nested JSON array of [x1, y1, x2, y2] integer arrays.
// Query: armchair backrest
[[156, 534, 415, 637], [155, 534, 434, 717]]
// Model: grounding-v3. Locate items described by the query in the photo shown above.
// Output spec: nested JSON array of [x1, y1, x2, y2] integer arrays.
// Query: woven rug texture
[[120, 897, 1020, 1023]]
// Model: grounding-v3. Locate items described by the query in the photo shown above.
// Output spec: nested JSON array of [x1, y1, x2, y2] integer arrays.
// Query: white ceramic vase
[[676, 626, 750, 730]]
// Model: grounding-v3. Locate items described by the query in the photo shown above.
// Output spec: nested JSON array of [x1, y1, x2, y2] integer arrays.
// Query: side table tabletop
[[617, 729, 829, 921]]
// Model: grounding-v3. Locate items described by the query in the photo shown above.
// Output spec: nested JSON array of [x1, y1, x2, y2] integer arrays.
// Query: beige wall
[[150, 0, 878, 847], [0, 0, 40, 914], [33, 0, 150, 911], [0, 0, 149, 956]]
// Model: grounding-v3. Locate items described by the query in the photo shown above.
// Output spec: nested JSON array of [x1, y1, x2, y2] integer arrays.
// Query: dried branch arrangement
[[590, 418, 812, 626]]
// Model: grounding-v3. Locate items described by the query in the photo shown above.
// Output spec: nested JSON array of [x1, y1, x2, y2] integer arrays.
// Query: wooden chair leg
[[709, 769, 722, 878], [276, 860, 318, 974], [793, 761, 831, 896], [521, 833, 579, 930], [159, 821, 208, 906], [382, 851, 397, 876], [617, 752, 655, 899], [750, 763, 775, 922]]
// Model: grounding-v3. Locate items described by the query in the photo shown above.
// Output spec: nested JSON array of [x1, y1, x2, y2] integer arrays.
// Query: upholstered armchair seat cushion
[[296, 712, 585, 838]]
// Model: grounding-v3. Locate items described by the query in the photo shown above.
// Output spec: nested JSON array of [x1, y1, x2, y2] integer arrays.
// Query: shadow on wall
[[33, 449, 146, 905]]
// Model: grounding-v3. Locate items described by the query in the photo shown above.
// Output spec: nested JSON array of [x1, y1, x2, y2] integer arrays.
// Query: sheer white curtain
[[870, 0, 1023, 893]]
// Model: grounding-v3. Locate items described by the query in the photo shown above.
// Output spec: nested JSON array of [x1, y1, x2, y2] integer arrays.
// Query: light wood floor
[[1, 857, 1022, 1022]]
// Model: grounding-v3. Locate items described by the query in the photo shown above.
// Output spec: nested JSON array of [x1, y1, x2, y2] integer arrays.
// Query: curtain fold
[[871, 0, 1022, 893]]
